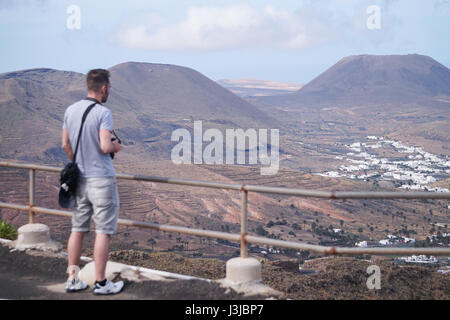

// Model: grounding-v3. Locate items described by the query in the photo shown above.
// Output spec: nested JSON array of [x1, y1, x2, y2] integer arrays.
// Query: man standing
[[62, 69, 124, 295]]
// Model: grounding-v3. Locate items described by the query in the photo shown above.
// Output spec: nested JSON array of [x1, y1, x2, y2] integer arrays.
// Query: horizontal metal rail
[[1, 160, 450, 256], [2, 161, 449, 199], [2, 202, 449, 256], [0, 202, 241, 243]]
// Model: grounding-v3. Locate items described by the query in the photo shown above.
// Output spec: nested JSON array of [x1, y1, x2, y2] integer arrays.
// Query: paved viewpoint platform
[[0, 241, 281, 300]]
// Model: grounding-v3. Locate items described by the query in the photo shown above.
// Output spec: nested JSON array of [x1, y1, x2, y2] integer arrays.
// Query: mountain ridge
[[108, 61, 276, 126], [0, 62, 278, 163], [257, 54, 450, 108]]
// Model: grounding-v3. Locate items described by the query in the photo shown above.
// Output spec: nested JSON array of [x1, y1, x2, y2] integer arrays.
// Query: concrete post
[[225, 189, 262, 285], [13, 223, 62, 252], [225, 257, 262, 284]]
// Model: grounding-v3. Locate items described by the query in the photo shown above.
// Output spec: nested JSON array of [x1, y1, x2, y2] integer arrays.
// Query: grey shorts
[[72, 177, 120, 235]]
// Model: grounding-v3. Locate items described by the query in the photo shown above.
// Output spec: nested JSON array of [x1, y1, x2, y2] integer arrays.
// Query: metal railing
[[1, 160, 450, 256]]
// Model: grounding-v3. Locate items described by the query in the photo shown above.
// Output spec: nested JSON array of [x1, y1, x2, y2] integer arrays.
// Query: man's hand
[[100, 129, 124, 155], [113, 139, 123, 153]]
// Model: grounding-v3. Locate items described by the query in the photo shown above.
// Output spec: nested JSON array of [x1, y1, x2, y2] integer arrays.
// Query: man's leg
[[90, 178, 123, 294], [68, 177, 91, 282], [94, 233, 110, 282], [67, 231, 85, 280], [66, 231, 88, 292]]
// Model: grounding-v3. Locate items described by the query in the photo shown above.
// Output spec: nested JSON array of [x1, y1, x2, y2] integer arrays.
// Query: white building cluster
[[355, 241, 368, 248], [317, 136, 450, 192], [379, 234, 416, 246], [398, 255, 438, 264], [428, 233, 450, 243], [259, 246, 281, 255]]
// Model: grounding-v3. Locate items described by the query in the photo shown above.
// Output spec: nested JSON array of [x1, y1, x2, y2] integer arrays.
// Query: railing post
[[29, 169, 35, 224], [240, 189, 248, 258]]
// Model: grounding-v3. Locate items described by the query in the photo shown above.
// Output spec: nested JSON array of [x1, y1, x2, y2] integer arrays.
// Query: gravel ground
[[107, 249, 450, 300]]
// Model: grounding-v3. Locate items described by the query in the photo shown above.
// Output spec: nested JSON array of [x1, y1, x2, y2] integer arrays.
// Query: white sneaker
[[93, 280, 124, 295], [66, 279, 89, 293]]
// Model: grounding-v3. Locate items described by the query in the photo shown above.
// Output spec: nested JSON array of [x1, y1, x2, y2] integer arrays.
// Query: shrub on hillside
[[0, 220, 18, 240]]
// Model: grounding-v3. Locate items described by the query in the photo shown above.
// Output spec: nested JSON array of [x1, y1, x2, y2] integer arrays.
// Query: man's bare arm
[[62, 129, 74, 161]]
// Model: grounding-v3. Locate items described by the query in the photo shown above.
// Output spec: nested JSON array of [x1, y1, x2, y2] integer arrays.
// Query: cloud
[[116, 4, 336, 51], [115, 2, 405, 52]]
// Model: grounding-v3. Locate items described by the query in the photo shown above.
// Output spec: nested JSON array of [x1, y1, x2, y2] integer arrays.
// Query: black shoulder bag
[[58, 102, 97, 208]]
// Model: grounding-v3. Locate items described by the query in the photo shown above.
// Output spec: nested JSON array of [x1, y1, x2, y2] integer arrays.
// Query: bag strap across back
[[73, 102, 97, 163]]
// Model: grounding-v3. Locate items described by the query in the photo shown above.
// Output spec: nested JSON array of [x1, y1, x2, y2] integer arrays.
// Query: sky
[[0, 0, 449, 83]]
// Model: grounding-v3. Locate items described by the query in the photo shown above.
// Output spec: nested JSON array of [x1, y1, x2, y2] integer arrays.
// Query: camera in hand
[[110, 130, 122, 159], [110, 137, 116, 159]]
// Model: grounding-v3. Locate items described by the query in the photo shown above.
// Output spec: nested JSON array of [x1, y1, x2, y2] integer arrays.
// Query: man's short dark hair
[[87, 69, 110, 93]]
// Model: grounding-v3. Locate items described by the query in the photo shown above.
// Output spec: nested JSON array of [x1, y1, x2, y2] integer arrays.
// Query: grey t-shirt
[[63, 99, 115, 178]]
